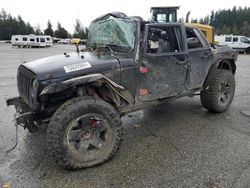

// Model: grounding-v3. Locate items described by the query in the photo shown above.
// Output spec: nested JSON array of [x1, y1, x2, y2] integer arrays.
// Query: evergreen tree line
[[197, 6, 250, 36], [0, 9, 89, 40], [2, 6, 250, 40]]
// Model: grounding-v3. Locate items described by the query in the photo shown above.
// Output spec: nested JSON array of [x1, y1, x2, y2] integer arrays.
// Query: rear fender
[[203, 58, 236, 90]]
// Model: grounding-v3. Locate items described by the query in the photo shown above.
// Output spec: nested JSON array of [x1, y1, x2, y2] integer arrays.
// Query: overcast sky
[[1, 0, 250, 33]]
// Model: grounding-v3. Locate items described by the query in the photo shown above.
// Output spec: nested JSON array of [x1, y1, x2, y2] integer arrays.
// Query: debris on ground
[[2, 182, 12, 188], [133, 124, 141, 128], [211, 179, 221, 188], [240, 110, 250, 117]]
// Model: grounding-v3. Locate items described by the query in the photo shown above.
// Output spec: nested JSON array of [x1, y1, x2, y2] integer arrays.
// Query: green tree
[[240, 21, 250, 36], [73, 19, 88, 39], [44, 20, 54, 36], [4, 14, 18, 39], [26, 22, 34, 34], [0, 9, 7, 20], [209, 11, 215, 26], [17, 15, 28, 34], [34, 24, 43, 35], [54, 22, 69, 38], [213, 6, 250, 36], [0, 9, 36, 40], [85, 27, 89, 38]]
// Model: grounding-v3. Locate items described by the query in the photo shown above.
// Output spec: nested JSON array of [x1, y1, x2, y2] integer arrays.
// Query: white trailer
[[11, 35, 53, 48], [215, 35, 250, 54]]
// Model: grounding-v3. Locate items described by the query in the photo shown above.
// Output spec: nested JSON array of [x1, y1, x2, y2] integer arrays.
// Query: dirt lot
[[0, 43, 250, 188]]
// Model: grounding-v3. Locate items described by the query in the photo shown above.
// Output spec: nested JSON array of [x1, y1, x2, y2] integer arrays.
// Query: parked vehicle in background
[[11, 35, 53, 48], [80, 39, 87, 45], [57, 38, 87, 45], [70, 38, 81, 45], [215, 35, 250, 54], [57, 39, 71, 44], [52, 37, 62, 43]]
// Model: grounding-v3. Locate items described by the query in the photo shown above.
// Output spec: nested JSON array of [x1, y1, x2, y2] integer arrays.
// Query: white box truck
[[215, 35, 250, 54]]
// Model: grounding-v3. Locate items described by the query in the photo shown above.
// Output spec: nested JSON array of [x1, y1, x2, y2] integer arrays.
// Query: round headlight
[[32, 79, 39, 91]]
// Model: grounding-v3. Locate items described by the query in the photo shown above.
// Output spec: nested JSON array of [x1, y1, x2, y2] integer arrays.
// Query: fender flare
[[215, 58, 236, 74], [39, 73, 134, 104], [202, 58, 236, 90]]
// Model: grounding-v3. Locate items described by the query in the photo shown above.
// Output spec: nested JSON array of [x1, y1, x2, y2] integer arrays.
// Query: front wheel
[[200, 70, 235, 113], [47, 97, 123, 170]]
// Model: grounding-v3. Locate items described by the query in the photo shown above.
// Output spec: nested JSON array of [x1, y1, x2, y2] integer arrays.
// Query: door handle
[[176, 61, 186, 65]]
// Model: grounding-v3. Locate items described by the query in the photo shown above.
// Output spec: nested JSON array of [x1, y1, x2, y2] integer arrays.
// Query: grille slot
[[17, 67, 33, 103]]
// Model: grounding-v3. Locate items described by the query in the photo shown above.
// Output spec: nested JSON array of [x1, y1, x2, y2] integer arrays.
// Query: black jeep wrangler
[[7, 12, 237, 169]]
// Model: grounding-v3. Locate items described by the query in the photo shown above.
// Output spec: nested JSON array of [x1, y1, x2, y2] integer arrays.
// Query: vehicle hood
[[22, 52, 119, 80]]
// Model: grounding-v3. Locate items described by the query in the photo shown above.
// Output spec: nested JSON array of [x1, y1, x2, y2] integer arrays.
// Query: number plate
[[64, 62, 91, 73]]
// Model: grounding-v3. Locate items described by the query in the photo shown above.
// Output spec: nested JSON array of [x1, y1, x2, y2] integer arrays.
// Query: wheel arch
[[39, 73, 134, 108], [202, 58, 236, 90], [217, 58, 236, 75]]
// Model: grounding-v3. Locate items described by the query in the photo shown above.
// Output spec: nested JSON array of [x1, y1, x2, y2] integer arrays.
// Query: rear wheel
[[47, 97, 123, 170], [200, 70, 235, 113], [245, 48, 250, 54]]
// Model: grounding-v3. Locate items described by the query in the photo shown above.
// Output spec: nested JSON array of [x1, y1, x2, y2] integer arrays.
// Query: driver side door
[[139, 23, 189, 101]]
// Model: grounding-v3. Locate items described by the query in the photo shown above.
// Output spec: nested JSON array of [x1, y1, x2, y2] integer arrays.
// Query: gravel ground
[[0, 43, 250, 188]]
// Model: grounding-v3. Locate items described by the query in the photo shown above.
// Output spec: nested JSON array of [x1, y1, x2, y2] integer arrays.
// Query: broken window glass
[[88, 16, 136, 50]]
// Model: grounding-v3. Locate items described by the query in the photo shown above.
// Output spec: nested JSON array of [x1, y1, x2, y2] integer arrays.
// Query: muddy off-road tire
[[47, 97, 123, 170], [200, 70, 235, 113]]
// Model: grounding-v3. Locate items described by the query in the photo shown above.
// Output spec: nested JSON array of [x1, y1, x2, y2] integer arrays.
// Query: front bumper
[[6, 97, 34, 129], [6, 96, 23, 107], [6, 96, 56, 132]]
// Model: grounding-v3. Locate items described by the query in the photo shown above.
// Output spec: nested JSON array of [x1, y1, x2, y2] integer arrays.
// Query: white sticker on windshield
[[64, 62, 91, 73]]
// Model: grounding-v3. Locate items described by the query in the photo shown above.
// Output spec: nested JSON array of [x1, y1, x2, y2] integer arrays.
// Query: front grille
[[17, 66, 34, 105]]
